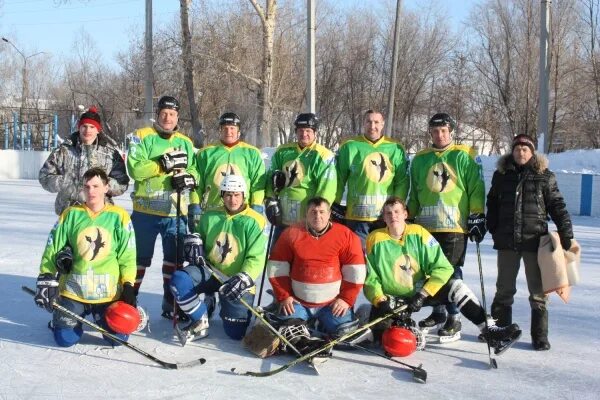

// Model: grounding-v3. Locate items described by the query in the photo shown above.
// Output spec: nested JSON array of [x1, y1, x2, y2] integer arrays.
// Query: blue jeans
[[51, 297, 128, 347], [131, 211, 187, 307], [346, 220, 373, 250], [278, 303, 355, 335], [170, 264, 254, 340]]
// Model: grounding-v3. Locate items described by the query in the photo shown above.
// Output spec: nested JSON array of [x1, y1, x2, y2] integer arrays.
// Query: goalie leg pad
[[243, 323, 281, 358]]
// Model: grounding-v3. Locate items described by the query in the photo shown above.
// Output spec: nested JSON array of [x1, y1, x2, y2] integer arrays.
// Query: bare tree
[[249, 0, 277, 147], [180, 0, 203, 146]]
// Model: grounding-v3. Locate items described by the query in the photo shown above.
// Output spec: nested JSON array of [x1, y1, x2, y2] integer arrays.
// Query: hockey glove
[[219, 272, 254, 302], [467, 213, 486, 243], [119, 283, 137, 307], [330, 202, 347, 223], [172, 171, 196, 192], [34, 273, 59, 313], [159, 150, 188, 173], [407, 291, 428, 314], [187, 204, 202, 233], [265, 197, 282, 226], [377, 296, 408, 317], [272, 170, 287, 192], [183, 233, 206, 267], [559, 236, 572, 250], [55, 245, 73, 274]]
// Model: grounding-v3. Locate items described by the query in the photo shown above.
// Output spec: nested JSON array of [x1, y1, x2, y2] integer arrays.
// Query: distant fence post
[[53, 114, 58, 149], [580, 175, 593, 216], [20, 123, 25, 150], [12, 112, 18, 150], [27, 123, 32, 150], [3, 122, 8, 149], [43, 124, 48, 150]]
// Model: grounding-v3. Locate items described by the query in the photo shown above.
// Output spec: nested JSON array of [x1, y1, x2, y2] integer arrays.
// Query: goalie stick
[[201, 266, 324, 373], [230, 304, 410, 377], [22, 286, 205, 370]]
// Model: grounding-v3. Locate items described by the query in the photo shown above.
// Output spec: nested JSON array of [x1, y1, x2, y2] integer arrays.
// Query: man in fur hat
[[486, 134, 574, 351]]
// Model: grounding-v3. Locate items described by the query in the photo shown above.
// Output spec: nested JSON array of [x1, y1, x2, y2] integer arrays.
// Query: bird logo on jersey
[[426, 162, 457, 193], [209, 232, 239, 266], [213, 164, 242, 190], [393, 253, 419, 289], [282, 160, 304, 188], [364, 152, 392, 183], [77, 226, 111, 262]]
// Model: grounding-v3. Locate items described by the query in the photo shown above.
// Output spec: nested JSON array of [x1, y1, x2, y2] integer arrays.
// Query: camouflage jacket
[[39, 132, 129, 215]]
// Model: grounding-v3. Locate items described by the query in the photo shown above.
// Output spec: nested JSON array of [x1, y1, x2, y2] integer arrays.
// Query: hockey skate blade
[[493, 329, 522, 356], [438, 332, 461, 344], [175, 324, 209, 347], [307, 359, 323, 375]]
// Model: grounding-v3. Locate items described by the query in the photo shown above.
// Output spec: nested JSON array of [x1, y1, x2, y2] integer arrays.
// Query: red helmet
[[105, 301, 141, 335], [382, 326, 417, 357]]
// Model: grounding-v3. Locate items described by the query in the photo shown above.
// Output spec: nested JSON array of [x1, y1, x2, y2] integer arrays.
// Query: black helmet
[[219, 112, 241, 127], [294, 113, 319, 131], [157, 96, 180, 112], [428, 113, 456, 132]]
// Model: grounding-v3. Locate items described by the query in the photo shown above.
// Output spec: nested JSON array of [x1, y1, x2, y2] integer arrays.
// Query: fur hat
[[78, 106, 102, 132], [512, 134, 535, 153]]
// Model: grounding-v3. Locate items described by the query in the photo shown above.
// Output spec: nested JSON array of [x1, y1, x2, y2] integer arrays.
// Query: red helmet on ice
[[105, 301, 141, 335], [382, 326, 417, 357]]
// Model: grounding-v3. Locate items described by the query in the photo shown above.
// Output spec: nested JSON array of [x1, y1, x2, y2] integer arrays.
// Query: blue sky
[[1, 0, 477, 69]]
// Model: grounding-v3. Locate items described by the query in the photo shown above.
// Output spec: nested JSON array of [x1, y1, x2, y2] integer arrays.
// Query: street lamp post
[[2, 37, 45, 125]]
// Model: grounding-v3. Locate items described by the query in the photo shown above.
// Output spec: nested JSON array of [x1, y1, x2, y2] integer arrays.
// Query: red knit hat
[[78, 106, 102, 132]]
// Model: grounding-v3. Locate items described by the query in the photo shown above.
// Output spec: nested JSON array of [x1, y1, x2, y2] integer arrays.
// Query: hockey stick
[[172, 187, 183, 328], [255, 222, 275, 307], [475, 242, 498, 369], [22, 286, 205, 369], [231, 304, 409, 377], [339, 341, 427, 384]]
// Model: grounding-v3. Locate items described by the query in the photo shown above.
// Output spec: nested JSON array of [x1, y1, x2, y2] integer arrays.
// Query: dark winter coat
[[486, 153, 573, 252], [39, 132, 129, 215]]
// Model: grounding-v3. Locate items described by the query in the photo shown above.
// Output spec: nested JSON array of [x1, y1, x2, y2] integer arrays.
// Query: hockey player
[[170, 174, 268, 342], [266, 197, 366, 355], [264, 113, 337, 245], [190, 112, 266, 232], [364, 197, 520, 355], [39, 106, 129, 216], [335, 109, 409, 246], [34, 167, 137, 347], [407, 113, 486, 341], [126, 95, 198, 319]]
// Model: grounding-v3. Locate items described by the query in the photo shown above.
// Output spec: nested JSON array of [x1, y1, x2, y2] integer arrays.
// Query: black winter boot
[[491, 302, 513, 327], [531, 308, 551, 351]]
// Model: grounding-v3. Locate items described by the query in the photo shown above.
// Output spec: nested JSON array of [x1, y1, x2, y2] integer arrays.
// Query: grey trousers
[[492, 249, 548, 311]]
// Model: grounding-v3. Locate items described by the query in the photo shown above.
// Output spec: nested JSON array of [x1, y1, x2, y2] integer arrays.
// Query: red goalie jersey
[[268, 222, 366, 307]]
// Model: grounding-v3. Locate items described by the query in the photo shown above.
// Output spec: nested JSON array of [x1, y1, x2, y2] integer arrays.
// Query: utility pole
[[2, 37, 45, 126], [307, 0, 316, 113], [385, 0, 403, 136], [144, 0, 154, 121], [538, 0, 551, 153]]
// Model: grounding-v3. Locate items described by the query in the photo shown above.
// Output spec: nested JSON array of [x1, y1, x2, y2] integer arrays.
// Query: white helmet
[[220, 174, 247, 196]]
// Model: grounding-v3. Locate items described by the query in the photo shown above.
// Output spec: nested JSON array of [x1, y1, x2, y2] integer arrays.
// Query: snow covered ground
[[0, 179, 599, 400]]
